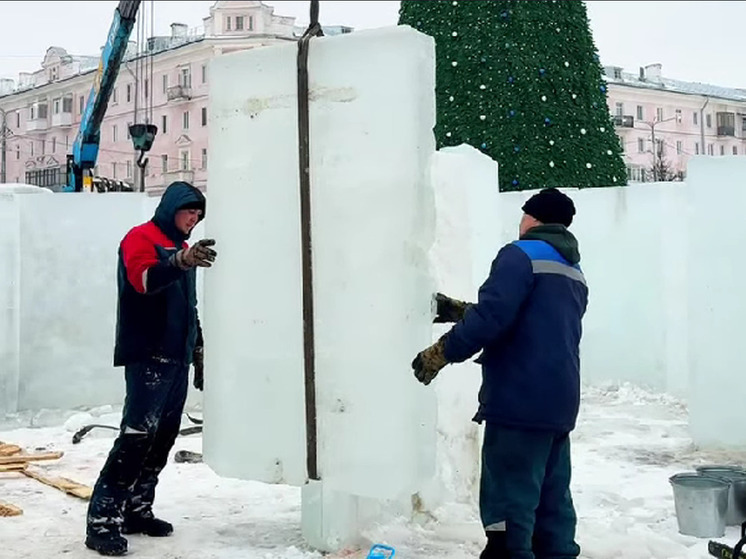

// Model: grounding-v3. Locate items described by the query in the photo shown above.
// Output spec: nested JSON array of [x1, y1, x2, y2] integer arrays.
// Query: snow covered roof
[[604, 66, 746, 103]]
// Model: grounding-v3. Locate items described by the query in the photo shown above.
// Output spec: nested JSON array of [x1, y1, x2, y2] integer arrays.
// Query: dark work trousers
[[86, 359, 188, 536], [480, 423, 581, 559]]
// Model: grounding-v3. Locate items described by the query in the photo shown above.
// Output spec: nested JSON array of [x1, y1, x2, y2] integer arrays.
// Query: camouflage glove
[[193, 346, 204, 391], [173, 239, 217, 269], [434, 292, 472, 323], [412, 337, 449, 386]]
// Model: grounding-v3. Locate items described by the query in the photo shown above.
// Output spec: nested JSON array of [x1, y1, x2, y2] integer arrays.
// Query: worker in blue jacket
[[412, 188, 588, 559]]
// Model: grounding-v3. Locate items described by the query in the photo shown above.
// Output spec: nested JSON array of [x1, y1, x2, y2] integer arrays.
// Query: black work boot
[[85, 532, 128, 556], [122, 514, 173, 537], [480, 531, 510, 559]]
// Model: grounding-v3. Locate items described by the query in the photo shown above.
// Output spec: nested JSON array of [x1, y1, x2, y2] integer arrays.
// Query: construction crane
[[64, 0, 156, 192]]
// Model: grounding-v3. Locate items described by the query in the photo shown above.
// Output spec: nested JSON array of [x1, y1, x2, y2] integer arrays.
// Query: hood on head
[[521, 224, 581, 265], [152, 181, 206, 242]]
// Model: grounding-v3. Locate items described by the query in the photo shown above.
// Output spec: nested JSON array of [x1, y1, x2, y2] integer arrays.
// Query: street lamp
[[639, 115, 678, 181]]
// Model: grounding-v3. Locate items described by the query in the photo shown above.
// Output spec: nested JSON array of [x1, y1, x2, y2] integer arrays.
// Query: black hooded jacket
[[113, 182, 206, 367]]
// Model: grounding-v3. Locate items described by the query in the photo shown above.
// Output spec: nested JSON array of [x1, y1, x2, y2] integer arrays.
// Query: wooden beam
[[0, 502, 23, 517], [22, 468, 92, 500], [0, 451, 63, 465]]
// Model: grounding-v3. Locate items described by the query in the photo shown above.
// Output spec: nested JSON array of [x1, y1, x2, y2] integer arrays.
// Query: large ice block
[[687, 157, 746, 447], [203, 25, 438, 497]]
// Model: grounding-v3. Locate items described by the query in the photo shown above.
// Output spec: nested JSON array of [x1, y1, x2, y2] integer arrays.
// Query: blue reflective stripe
[[513, 240, 582, 271]]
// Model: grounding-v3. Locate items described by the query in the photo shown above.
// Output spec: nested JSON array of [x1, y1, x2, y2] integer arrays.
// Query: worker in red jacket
[[85, 181, 217, 556]]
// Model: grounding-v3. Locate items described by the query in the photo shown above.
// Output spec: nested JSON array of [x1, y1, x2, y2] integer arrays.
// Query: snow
[[3, 382, 746, 558]]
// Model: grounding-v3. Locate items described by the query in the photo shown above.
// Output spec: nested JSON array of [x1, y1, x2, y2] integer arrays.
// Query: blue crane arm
[[66, 0, 141, 192]]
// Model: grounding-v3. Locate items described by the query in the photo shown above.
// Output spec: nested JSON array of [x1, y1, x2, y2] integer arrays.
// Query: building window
[[615, 102, 623, 117], [162, 154, 168, 173], [30, 142, 34, 157], [734, 146, 738, 155], [716, 112, 735, 136], [695, 142, 700, 155], [112, 88, 118, 104], [161, 115, 167, 134], [144, 78, 149, 99], [693, 112, 698, 126], [127, 160, 132, 178], [636, 105, 643, 120], [202, 64, 207, 84], [637, 138, 645, 153], [180, 149, 190, 171], [80, 95, 85, 114], [113, 162, 117, 179], [41, 140, 45, 155], [112, 125, 118, 142], [742, 118, 746, 133], [162, 74, 168, 94], [127, 84, 132, 103], [708, 144, 714, 155], [201, 107, 207, 126], [16, 146, 19, 160], [52, 137, 56, 153], [675, 108, 682, 123], [706, 114, 712, 128], [15, 112, 19, 127], [65, 135, 69, 149], [54, 99, 61, 115], [126, 122, 132, 139], [249, 16, 254, 30], [720, 145, 725, 156], [617, 135, 625, 153], [236, 16, 244, 30], [179, 67, 191, 88], [201, 148, 207, 169], [656, 107, 663, 121], [183, 111, 190, 130], [225, 16, 231, 31], [676, 141, 682, 155], [63, 96, 73, 113]]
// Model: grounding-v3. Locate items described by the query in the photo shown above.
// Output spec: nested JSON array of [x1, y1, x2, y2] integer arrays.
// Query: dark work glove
[[412, 337, 449, 386], [173, 239, 218, 269], [434, 292, 472, 323], [193, 346, 204, 391]]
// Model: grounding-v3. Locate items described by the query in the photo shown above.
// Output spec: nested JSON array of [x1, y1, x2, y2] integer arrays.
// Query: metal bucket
[[669, 473, 729, 538], [696, 466, 746, 526]]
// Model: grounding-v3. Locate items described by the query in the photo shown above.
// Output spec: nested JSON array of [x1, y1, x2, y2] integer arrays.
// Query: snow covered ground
[[1, 383, 744, 559]]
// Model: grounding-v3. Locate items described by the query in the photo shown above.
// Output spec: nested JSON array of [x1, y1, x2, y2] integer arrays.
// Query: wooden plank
[[0, 444, 21, 457], [0, 502, 23, 517], [22, 468, 92, 500], [0, 463, 27, 473], [0, 451, 63, 465]]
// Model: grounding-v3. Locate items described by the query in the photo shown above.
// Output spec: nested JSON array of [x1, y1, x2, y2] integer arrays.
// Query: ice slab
[[203, 25, 438, 498]]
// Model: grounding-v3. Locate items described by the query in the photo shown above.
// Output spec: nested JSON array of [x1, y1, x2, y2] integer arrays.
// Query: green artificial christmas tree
[[399, 0, 628, 191]]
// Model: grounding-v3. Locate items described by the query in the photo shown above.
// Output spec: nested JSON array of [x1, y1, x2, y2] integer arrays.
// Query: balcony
[[717, 125, 735, 137], [51, 112, 73, 127], [167, 85, 192, 101], [162, 169, 194, 184], [613, 115, 635, 128], [26, 118, 49, 132]]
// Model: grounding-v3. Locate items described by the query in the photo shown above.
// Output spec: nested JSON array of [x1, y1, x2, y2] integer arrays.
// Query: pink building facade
[[605, 63, 746, 182], [0, 1, 351, 194]]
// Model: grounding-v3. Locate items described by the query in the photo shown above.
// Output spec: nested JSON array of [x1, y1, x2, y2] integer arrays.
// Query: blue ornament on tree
[[508, 76, 514, 84], [544, 117, 551, 125], [508, 109, 516, 117], [600, 85, 607, 93], [539, 68, 546, 76], [512, 178, 519, 187], [480, 56, 487, 63], [514, 145, 520, 152], [481, 142, 488, 149], [501, 10, 509, 18]]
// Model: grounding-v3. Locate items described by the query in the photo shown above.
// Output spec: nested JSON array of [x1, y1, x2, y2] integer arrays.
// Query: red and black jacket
[[113, 182, 205, 367]]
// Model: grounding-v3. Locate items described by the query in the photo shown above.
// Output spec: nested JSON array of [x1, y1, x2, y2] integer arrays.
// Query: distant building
[[605, 63, 746, 182], [0, 1, 353, 194]]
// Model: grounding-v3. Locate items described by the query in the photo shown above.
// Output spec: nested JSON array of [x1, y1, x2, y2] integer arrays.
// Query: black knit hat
[[522, 188, 576, 227]]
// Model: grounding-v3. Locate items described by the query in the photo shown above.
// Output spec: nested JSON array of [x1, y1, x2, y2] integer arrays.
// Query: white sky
[[0, 1, 744, 89]]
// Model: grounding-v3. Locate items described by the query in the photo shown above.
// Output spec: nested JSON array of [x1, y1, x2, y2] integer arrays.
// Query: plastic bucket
[[669, 473, 729, 538], [696, 466, 746, 526]]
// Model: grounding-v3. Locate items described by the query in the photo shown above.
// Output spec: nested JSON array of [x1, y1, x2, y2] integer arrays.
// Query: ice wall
[[203, 25, 438, 500], [687, 157, 746, 447], [0, 192, 206, 418]]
